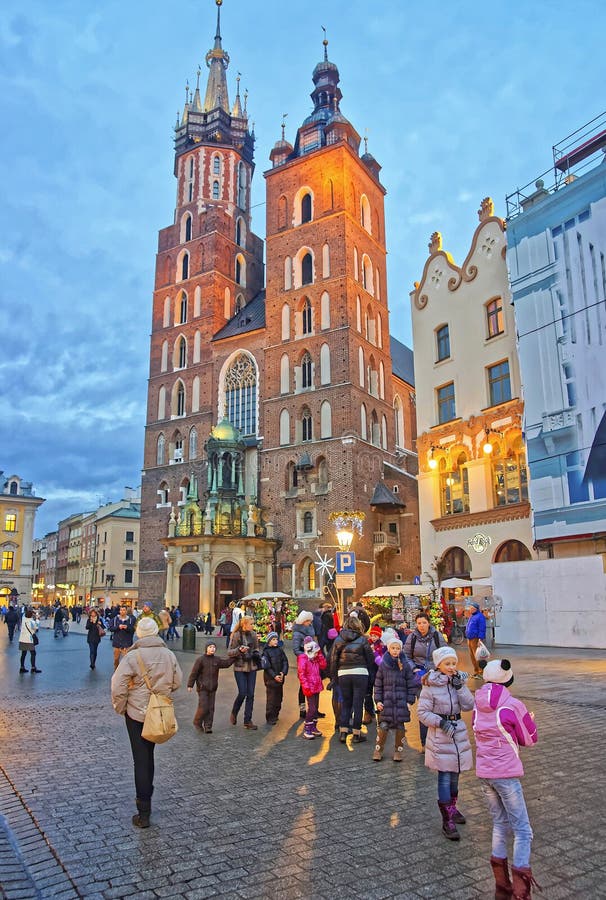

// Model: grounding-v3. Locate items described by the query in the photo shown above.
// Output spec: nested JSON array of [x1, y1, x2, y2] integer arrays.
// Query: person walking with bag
[[473, 659, 540, 899], [111, 617, 182, 828], [228, 615, 261, 729], [465, 601, 487, 677], [417, 646, 474, 841], [18, 607, 41, 673], [85, 608, 104, 670]]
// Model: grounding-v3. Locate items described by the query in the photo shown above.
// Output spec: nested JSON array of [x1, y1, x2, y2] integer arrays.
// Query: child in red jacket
[[297, 636, 327, 739]]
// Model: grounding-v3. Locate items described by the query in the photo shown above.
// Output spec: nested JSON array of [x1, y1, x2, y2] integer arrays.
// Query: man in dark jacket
[[110, 605, 136, 669], [5, 604, 20, 642], [53, 604, 67, 638], [465, 601, 487, 677], [187, 642, 233, 732]]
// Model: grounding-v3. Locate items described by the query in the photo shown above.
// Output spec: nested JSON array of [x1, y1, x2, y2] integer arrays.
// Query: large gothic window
[[224, 353, 257, 436]]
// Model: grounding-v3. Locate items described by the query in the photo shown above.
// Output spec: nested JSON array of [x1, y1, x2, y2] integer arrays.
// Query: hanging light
[[428, 447, 438, 469]]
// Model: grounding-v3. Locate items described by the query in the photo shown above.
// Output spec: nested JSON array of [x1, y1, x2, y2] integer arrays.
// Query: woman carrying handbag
[[85, 608, 104, 670], [18, 608, 41, 673]]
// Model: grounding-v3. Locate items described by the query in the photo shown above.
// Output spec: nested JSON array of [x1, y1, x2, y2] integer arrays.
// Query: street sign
[[413, 575, 421, 585], [335, 551, 356, 574]]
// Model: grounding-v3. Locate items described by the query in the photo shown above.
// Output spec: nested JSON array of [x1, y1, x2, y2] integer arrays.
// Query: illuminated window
[[486, 298, 504, 338], [440, 454, 469, 516], [488, 361, 511, 405], [493, 447, 528, 506], [4, 514, 16, 533], [437, 382, 455, 424], [2, 551, 14, 571], [436, 325, 450, 361]]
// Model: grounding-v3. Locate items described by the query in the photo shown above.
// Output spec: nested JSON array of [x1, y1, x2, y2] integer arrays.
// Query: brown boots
[[490, 856, 513, 898], [132, 799, 151, 829], [393, 728, 406, 761], [372, 727, 388, 760], [511, 866, 542, 899]]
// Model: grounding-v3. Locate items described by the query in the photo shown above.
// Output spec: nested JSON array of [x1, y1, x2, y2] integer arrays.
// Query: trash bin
[[182, 623, 196, 652]]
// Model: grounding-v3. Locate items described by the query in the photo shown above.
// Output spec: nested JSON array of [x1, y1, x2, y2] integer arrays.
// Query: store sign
[[468, 532, 492, 554]]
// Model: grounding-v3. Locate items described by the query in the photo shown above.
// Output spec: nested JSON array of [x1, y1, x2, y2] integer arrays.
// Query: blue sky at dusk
[[1, 0, 604, 537]]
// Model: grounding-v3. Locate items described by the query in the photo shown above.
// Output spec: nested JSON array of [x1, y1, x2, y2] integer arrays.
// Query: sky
[[1, 0, 604, 538]]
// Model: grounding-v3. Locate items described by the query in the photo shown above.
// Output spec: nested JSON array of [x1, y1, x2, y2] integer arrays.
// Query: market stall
[[238, 591, 299, 640]]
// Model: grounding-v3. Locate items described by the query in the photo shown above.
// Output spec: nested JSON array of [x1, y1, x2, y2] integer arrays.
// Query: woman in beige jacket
[[111, 616, 182, 827]]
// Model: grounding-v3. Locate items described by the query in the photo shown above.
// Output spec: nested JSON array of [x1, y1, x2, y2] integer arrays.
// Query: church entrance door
[[179, 561, 200, 623], [214, 561, 244, 622]]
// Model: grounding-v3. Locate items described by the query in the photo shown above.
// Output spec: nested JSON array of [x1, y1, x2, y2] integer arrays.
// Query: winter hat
[[385, 635, 403, 650], [327, 627, 338, 640], [381, 627, 399, 646], [295, 610, 313, 625], [136, 617, 159, 638], [266, 631, 279, 642], [303, 635, 315, 645], [304, 640, 320, 657], [432, 645, 458, 667], [468, 601, 480, 611], [481, 658, 514, 685], [369, 625, 383, 639]]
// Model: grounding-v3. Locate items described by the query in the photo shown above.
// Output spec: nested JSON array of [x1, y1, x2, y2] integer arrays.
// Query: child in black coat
[[187, 642, 233, 733], [373, 633, 416, 762], [262, 632, 289, 725]]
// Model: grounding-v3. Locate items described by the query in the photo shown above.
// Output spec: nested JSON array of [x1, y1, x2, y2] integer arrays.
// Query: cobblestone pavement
[[1, 626, 605, 899]]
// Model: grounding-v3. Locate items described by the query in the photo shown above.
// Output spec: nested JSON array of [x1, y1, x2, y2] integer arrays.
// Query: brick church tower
[[139, 8, 420, 615]]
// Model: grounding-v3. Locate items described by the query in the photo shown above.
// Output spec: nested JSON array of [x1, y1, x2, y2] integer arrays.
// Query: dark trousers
[[194, 688, 216, 728], [89, 642, 99, 667], [305, 692, 319, 724], [125, 713, 155, 803], [20, 649, 36, 669], [265, 680, 284, 722], [338, 673, 368, 730], [233, 670, 257, 723], [7, 623, 16, 641]]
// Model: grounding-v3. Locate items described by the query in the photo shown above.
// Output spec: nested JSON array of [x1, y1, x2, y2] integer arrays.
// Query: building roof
[[370, 481, 406, 508], [390, 336, 415, 387], [213, 291, 266, 341], [97, 505, 141, 522]]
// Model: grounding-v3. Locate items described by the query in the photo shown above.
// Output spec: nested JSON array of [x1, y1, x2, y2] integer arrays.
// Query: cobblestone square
[[1, 626, 605, 899]]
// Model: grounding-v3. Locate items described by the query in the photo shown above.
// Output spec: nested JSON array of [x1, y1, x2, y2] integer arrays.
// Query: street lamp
[[329, 510, 365, 622]]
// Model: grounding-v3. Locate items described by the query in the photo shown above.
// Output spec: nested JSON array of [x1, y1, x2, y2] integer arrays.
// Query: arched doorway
[[214, 560, 244, 621], [179, 561, 200, 623], [441, 546, 472, 578], [494, 540, 531, 563]]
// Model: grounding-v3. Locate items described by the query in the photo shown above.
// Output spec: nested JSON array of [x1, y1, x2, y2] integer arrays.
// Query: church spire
[[203, 0, 230, 113]]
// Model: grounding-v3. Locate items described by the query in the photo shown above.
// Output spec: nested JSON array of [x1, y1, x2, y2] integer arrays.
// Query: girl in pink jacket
[[472, 658, 540, 900], [297, 636, 327, 739]]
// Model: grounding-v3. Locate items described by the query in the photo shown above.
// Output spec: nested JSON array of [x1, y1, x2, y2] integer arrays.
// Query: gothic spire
[[203, 0, 230, 113]]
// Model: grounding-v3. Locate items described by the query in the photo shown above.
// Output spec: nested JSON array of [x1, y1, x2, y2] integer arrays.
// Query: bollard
[[182, 623, 196, 652]]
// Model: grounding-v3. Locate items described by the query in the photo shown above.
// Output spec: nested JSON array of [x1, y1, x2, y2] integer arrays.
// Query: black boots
[[132, 799, 151, 829], [490, 856, 513, 899]]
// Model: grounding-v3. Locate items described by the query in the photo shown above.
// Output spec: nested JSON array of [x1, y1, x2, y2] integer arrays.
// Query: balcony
[[373, 531, 400, 555]]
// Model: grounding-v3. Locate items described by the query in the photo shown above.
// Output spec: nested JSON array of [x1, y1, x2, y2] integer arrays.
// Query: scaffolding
[[506, 111, 606, 219]]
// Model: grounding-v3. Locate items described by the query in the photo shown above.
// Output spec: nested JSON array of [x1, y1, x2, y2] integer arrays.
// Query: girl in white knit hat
[[417, 645, 474, 841]]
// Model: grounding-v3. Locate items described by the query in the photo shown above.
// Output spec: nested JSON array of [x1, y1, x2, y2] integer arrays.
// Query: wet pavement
[[1, 623, 605, 899]]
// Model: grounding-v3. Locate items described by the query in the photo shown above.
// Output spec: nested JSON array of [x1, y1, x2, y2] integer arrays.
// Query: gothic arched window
[[302, 352, 312, 389], [302, 298, 312, 334], [212, 180, 220, 200], [156, 433, 165, 465], [181, 252, 189, 281], [224, 353, 257, 436], [301, 192, 312, 223], [301, 252, 313, 286]]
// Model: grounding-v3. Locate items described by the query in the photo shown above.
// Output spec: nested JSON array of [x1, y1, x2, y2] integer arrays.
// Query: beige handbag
[[136, 652, 178, 744]]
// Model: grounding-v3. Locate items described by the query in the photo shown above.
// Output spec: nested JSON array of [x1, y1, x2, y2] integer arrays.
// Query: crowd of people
[[4, 596, 539, 897]]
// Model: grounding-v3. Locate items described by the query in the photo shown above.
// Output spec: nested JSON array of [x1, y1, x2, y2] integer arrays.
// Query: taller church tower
[[139, 2, 269, 610]]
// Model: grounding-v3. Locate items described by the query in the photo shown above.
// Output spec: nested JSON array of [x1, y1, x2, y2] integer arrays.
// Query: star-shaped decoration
[[315, 550, 335, 579]]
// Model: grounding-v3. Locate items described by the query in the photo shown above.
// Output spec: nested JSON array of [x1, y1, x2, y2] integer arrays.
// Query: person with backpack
[[403, 611, 447, 751]]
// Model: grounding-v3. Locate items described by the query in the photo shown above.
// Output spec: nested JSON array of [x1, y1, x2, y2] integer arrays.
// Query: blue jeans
[[437, 770, 460, 803], [233, 670, 257, 723], [481, 777, 533, 868]]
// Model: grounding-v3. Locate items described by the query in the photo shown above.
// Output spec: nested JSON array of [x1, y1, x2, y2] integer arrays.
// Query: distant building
[[506, 114, 606, 559], [411, 200, 534, 581], [90, 500, 141, 608], [139, 10, 420, 618], [0, 472, 45, 607]]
